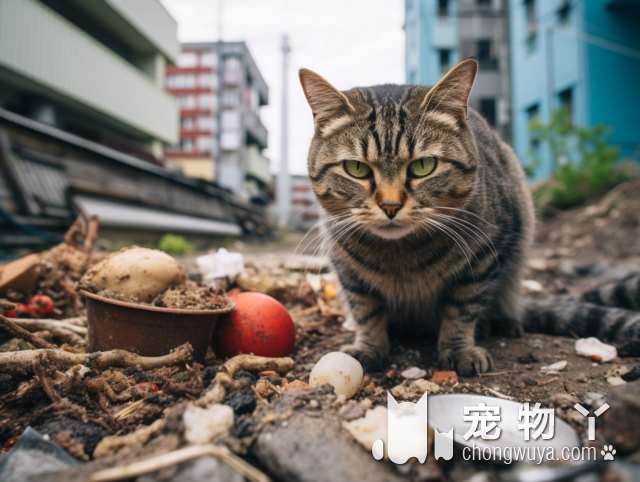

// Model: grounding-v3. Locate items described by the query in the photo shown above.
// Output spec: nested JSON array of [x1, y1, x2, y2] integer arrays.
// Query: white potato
[[82, 246, 184, 302], [309, 351, 364, 398]]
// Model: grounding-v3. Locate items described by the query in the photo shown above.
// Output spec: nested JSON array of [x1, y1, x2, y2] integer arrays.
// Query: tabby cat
[[299, 59, 640, 375]]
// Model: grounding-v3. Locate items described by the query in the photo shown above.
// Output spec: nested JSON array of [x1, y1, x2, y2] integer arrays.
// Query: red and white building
[[164, 42, 271, 204]]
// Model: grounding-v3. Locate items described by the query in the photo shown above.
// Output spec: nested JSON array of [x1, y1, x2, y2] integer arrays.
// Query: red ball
[[213, 292, 295, 358]]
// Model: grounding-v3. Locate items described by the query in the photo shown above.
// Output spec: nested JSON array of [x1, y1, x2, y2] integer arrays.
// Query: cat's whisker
[[431, 206, 496, 227], [429, 212, 499, 263]]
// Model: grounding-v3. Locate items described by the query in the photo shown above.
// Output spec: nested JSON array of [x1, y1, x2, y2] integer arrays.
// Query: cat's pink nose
[[378, 200, 403, 219]]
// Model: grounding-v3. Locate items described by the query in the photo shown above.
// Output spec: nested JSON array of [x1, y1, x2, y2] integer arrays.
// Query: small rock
[[540, 360, 568, 373], [601, 381, 640, 454], [308, 400, 320, 409], [522, 279, 544, 293], [391, 379, 441, 400], [575, 337, 617, 363], [309, 352, 364, 399], [607, 376, 626, 386], [183, 404, 234, 445], [528, 258, 548, 271], [431, 371, 458, 385], [400, 366, 427, 379], [339, 399, 373, 421]]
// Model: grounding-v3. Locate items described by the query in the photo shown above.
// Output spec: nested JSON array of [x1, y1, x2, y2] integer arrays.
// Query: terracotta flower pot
[[82, 290, 234, 361]]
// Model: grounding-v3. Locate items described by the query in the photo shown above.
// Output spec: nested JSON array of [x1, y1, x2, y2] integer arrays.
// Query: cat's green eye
[[408, 157, 438, 178], [343, 160, 372, 179]]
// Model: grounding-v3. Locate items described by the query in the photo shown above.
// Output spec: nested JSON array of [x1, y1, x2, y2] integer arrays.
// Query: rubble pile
[[1, 182, 640, 481]]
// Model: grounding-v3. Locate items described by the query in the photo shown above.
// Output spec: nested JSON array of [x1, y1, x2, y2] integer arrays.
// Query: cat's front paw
[[341, 342, 388, 372], [439, 345, 494, 376]]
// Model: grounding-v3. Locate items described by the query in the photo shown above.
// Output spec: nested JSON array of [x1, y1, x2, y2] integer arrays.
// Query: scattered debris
[[601, 381, 640, 454], [522, 279, 544, 293], [431, 371, 459, 385], [309, 352, 364, 398], [183, 404, 234, 444], [540, 360, 568, 373], [575, 337, 617, 363], [607, 376, 626, 386], [391, 379, 441, 400], [343, 406, 387, 453], [400, 366, 427, 379], [197, 248, 245, 286]]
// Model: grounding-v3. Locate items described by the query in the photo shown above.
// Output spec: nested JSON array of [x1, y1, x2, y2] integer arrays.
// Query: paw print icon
[[601, 444, 616, 461]]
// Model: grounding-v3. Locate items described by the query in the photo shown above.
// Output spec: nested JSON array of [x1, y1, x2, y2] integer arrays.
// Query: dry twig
[[8, 317, 86, 345], [90, 444, 270, 482], [0, 342, 193, 373], [0, 315, 55, 349], [198, 354, 294, 406]]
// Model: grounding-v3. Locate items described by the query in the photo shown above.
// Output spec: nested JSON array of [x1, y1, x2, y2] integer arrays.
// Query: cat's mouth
[[369, 221, 415, 240]]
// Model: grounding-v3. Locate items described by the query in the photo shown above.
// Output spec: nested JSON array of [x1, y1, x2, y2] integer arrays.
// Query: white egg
[[81, 246, 184, 302], [309, 351, 364, 398]]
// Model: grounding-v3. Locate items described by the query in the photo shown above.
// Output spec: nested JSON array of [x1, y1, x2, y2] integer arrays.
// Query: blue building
[[405, 0, 512, 139], [510, 0, 640, 179]]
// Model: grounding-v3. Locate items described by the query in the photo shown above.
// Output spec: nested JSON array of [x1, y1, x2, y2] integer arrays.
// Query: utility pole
[[277, 34, 291, 228]]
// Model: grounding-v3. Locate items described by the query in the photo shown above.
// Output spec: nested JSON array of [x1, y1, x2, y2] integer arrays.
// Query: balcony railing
[[243, 110, 268, 148]]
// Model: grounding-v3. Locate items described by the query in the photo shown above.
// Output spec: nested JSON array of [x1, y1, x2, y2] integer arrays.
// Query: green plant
[[158, 233, 193, 256], [528, 108, 629, 210]]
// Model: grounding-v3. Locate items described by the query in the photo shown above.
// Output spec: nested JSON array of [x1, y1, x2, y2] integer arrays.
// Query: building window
[[437, 0, 450, 17], [477, 0, 492, 7], [180, 117, 194, 130], [525, 103, 541, 154], [480, 98, 497, 126], [558, 87, 573, 120], [476, 39, 497, 69], [198, 74, 217, 88], [524, 0, 538, 51], [198, 94, 217, 109], [196, 136, 213, 152], [177, 95, 196, 109], [201, 52, 218, 67], [177, 52, 198, 68], [557, 0, 571, 25], [223, 58, 243, 84], [438, 49, 451, 73], [197, 116, 216, 131]]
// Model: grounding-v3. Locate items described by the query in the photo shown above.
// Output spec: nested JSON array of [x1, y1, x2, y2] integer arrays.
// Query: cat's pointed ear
[[387, 391, 399, 410], [299, 68, 355, 133], [420, 58, 478, 119]]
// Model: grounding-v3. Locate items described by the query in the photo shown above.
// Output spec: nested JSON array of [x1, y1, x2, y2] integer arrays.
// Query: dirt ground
[[2, 182, 640, 481]]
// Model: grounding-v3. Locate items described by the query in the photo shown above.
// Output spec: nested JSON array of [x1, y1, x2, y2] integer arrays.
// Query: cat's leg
[[437, 294, 494, 376], [341, 289, 389, 370], [492, 269, 525, 338]]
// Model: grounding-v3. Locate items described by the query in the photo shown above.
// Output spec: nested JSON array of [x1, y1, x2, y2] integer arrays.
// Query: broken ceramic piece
[[575, 337, 617, 363]]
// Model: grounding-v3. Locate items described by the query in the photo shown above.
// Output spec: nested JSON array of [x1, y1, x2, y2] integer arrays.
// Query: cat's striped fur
[[299, 59, 639, 375]]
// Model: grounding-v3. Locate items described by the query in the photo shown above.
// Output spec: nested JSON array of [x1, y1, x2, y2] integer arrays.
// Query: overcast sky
[[160, 0, 405, 175]]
